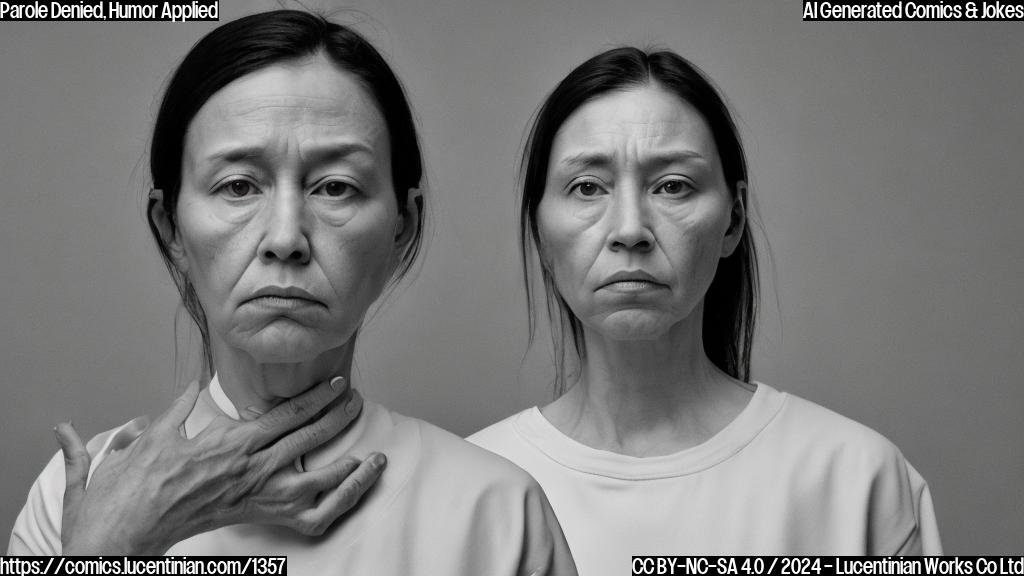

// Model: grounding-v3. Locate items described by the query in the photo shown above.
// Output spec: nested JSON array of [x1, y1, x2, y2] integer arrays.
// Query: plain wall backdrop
[[1, 0, 1021, 553]]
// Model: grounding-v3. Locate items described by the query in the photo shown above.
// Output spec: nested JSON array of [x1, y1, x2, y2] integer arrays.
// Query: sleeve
[[864, 448, 943, 556], [8, 451, 66, 555], [517, 483, 578, 576], [892, 462, 943, 555]]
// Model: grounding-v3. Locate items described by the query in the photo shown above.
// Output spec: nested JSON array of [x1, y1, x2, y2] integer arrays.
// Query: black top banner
[[802, 1, 1024, 21], [0, 1, 219, 22]]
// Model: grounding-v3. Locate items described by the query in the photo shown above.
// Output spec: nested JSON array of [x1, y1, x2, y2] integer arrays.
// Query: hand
[[55, 377, 385, 555]]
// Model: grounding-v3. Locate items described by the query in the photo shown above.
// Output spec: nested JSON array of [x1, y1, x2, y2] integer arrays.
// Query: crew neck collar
[[514, 382, 787, 480]]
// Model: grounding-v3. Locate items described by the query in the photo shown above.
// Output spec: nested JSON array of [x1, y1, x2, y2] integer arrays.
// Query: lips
[[598, 270, 667, 290], [243, 286, 326, 308]]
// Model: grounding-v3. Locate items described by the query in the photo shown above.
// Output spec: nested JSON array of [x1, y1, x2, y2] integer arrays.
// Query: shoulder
[[467, 409, 554, 480], [366, 403, 544, 498], [371, 406, 577, 573], [466, 409, 529, 452], [766, 386, 907, 467], [405, 408, 542, 490], [761, 387, 921, 495], [760, 386, 942, 554]]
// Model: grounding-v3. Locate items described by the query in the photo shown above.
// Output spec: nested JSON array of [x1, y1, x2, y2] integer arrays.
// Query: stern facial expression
[[167, 54, 403, 363], [538, 84, 744, 342]]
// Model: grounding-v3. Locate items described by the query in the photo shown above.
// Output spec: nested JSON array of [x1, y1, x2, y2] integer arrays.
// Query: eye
[[216, 179, 257, 198], [654, 178, 694, 196], [569, 180, 606, 198], [313, 180, 357, 199]]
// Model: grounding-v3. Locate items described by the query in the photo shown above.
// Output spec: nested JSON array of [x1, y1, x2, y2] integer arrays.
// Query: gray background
[[2, 0, 1021, 554]]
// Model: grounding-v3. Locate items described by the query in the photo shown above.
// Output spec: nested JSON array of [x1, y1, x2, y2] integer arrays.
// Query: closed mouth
[[243, 287, 326, 308], [598, 271, 667, 290]]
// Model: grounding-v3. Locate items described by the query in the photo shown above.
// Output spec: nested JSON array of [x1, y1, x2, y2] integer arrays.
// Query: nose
[[606, 191, 654, 253], [257, 192, 311, 265]]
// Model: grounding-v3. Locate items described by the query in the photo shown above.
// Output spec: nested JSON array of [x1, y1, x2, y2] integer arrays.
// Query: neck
[[543, 311, 753, 456], [210, 337, 354, 418]]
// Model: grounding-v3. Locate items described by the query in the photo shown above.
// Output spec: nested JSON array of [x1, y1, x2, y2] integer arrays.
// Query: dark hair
[[520, 47, 758, 394], [148, 10, 425, 373]]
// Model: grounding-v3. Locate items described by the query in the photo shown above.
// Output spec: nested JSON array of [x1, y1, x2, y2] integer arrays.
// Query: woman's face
[[166, 54, 404, 363], [537, 84, 744, 342]]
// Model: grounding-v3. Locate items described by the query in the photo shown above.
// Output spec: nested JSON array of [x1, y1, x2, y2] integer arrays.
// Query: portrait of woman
[[1, 0, 1021, 562], [469, 47, 941, 570], [4, 9, 575, 574]]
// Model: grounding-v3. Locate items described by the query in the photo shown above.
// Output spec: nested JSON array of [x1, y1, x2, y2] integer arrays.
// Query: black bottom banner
[[632, 557, 1024, 576]]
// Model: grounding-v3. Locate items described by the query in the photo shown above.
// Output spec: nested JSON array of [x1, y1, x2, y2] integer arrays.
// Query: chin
[[231, 322, 341, 363], [245, 343, 321, 363], [591, 310, 677, 341]]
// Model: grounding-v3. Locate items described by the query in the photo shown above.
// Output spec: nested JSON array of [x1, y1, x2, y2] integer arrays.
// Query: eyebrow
[[300, 142, 377, 166], [556, 150, 707, 171], [201, 141, 376, 167], [558, 151, 615, 171]]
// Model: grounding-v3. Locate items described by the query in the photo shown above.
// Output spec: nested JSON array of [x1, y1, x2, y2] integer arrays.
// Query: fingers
[[55, 422, 91, 523], [291, 456, 362, 493], [247, 376, 350, 451], [155, 380, 201, 433], [107, 416, 151, 452], [261, 388, 363, 471], [294, 453, 386, 536]]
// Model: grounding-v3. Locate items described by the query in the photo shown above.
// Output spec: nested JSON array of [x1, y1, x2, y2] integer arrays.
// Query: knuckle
[[61, 451, 80, 467], [225, 463, 270, 501], [312, 519, 332, 536], [250, 417, 285, 441], [300, 519, 327, 537], [243, 466, 273, 495], [277, 483, 299, 501], [337, 480, 359, 506], [243, 451, 272, 476], [346, 475, 365, 497], [299, 426, 322, 448], [253, 418, 276, 435], [64, 462, 88, 482], [64, 470, 87, 491], [236, 428, 264, 452], [339, 456, 362, 474], [286, 397, 312, 419], [197, 426, 229, 448], [66, 441, 89, 459]]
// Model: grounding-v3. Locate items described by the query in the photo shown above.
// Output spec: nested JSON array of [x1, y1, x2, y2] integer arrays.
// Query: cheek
[[537, 198, 599, 287], [318, 208, 398, 298], [668, 204, 732, 287], [175, 199, 253, 294]]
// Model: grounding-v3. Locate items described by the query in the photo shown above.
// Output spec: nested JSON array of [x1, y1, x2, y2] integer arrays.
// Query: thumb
[[55, 422, 91, 524], [160, 380, 201, 434]]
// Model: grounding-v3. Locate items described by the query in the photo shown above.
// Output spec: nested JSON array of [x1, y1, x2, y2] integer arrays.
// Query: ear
[[720, 181, 747, 258], [394, 188, 422, 252], [148, 189, 189, 273]]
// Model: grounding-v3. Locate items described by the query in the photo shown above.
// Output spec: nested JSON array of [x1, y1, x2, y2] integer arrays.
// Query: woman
[[10, 11, 576, 574], [470, 47, 942, 570]]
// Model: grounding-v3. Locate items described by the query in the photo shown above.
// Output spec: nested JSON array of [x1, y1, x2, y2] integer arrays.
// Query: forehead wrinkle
[[183, 55, 391, 184], [209, 96, 369, 135], [220, 93, 361, 118], [557, 132, 710, 172], [566, 115, 703, 146], [560, 85, 716, 151], [190, 100, 385, 165]]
